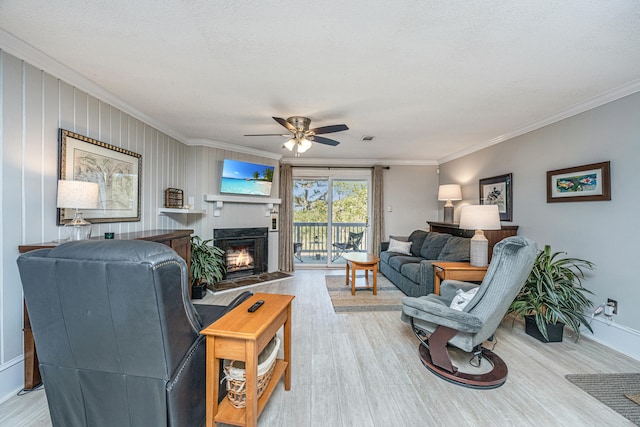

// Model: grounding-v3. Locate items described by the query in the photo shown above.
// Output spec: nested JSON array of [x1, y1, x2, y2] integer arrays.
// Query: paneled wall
[[185, 145, 280, 271], [0, 50, 189, 400]]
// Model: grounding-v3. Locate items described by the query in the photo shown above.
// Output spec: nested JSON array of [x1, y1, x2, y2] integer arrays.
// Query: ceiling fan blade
[[244, 134, 290, 137], [310, 124, 349, 134], [312, 135, 340, 146], [273, 117, 297, 132]]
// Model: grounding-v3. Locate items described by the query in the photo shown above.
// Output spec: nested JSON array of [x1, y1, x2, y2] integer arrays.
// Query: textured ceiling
[[1, 1, 639, 163]]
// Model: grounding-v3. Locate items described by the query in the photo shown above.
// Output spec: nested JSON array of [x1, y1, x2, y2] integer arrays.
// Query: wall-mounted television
[[220, 159, 275, 196]]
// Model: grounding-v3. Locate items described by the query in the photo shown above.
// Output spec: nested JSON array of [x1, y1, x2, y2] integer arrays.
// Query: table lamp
[[57, 180, 99, 241], [438, 184, 462, 223], [459, 204, 501, 267]]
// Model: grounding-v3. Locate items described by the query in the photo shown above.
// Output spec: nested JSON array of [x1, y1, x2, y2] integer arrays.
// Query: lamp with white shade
[[57, 180, 99, 241], [459, 204, 501, 267], [437, 184, 462, 223]]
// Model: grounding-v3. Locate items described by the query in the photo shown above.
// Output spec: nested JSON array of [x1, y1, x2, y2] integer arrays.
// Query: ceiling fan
[[245, 116, 348, 156]]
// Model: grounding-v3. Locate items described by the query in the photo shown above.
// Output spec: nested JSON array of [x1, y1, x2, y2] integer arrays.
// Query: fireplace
[[213, 227, 268, 280]]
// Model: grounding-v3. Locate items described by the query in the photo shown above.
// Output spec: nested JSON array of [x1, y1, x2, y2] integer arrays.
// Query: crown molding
[[282, 157, 438, 167], [281, 157, 438, 167], [0, 29, 190, 144], [187, 138, 283, 160], [438, 79, 640, 164]]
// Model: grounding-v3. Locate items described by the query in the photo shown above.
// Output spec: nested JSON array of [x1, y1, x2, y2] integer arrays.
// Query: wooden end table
[[344, 252, 380, 296], [201, 292, 294, 427], [432, 261, 488, 295]]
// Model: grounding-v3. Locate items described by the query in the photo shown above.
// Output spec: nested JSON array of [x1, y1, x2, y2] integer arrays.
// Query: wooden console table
[[18, 229, 193, 391], [201, 292, 294, 427], [432, 261, 488, 295], [427, 221, 518, 263]]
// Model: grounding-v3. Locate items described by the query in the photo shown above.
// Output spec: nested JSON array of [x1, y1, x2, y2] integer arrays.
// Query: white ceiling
[[1, 1, 639, 164]]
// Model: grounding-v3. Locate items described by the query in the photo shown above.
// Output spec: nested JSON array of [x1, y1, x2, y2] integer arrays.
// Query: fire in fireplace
[[226, 246, 254, 274], [213, 227, 268, 280]]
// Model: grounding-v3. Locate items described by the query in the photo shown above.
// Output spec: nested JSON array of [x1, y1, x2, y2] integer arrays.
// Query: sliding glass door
[[293, 169, 370, 266]]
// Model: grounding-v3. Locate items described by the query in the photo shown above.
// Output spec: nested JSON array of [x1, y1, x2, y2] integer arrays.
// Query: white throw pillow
[[388, 238, 412, 255], [449, 287, 479, 311]]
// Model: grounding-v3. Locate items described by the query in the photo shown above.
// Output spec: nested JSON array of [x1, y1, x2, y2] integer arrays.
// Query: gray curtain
[[278, 164, 294, 272], [371, 165, 385, 255]]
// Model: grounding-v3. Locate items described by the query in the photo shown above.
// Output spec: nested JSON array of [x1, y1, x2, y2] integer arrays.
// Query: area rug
[[211, 271, 292, 292], [325, 275, 405, 313], [565, 373, 640, 424]]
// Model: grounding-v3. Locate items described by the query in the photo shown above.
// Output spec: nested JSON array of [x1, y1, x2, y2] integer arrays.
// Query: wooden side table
[[432, 261, 488, 295], [201, 292, 294, 427], [344, 252, 380, 296]]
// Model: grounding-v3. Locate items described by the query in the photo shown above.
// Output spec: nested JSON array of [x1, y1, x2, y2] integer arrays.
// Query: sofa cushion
[[389, 255, 423, 272], [379, 251, 397, 264], [401, 262, 421, 284], [388, 238, 412, 255], [407, 230, 428, 257], [420, 232, 451, 259], [437, 236, 470, 261]]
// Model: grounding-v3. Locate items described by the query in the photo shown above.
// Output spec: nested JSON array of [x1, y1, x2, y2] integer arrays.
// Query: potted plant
[[190, 235, 226, 298], [508, 244, 595, 342]]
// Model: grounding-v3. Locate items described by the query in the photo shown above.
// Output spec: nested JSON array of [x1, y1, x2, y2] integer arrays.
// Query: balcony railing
[[293, 222, 367, 263]]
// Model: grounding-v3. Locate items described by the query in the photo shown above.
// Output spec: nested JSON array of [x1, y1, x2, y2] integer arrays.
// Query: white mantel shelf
[[158, 208, 206, 215], [203, 194, 281, 217], [204, 194, 281, 205]]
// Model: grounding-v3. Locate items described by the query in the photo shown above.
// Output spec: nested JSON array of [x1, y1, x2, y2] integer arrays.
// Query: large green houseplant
[[190, 235, 226, 296], [508, 244, 595, 342]]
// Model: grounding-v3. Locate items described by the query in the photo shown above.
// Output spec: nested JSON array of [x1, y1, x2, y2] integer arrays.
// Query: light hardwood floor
[[1, 269, 638, 427]]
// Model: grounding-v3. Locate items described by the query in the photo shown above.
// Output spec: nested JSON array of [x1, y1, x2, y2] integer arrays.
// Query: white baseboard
[[0, 357, 25, 404], [586, 317, 640, 361]]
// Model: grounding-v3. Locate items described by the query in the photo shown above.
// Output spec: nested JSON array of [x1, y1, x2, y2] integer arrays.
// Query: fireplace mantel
[[204, 194, 281, 217]]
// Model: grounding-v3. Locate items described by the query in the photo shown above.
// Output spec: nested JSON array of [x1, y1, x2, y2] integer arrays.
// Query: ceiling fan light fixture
[[299, 138, 312, 151], [296, 140, 311, 154], [284, 138, 296, 151]]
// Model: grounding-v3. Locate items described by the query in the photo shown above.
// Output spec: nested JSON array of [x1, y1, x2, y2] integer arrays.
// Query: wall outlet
[[607, 298, 618, 315]]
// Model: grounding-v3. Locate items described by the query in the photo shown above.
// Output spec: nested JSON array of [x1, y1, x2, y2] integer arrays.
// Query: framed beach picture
[[57, 129, 142, 224], [546, 161, 610, 203], [479, 173, 512, 221]]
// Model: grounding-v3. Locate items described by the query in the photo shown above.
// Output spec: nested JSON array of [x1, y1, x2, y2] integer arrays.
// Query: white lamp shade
[[438, 184, 462, 201], [459, 205, 501, 230], [284, 138, 296, 151], [57, 180, 99, 209]]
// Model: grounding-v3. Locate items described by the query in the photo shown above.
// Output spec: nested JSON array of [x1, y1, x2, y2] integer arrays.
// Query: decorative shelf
[[158, 208, 206, 215], [204, 195, 281, 217]]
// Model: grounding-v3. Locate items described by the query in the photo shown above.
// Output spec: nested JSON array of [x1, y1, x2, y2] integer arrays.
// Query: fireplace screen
[[213, 227, 268, 280], [226, 244, 255, 274]]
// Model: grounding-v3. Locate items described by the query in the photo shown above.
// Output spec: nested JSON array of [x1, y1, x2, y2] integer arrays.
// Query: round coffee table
[[343, 252, 380, 296]]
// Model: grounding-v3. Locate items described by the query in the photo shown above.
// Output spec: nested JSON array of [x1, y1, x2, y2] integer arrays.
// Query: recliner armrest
[[440, 280, 480, 302], [401, 296, 483, 333]]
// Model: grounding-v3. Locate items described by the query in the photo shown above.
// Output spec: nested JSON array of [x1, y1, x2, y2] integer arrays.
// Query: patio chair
[[332, 231, 364, 261], [294, 242, 303, 262]]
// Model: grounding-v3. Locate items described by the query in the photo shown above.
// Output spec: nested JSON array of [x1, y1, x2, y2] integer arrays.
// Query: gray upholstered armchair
[[401, 236, 536, 388], [17, 239, 250, 427]]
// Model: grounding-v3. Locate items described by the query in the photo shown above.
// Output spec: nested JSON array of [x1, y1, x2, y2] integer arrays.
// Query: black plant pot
[[525, 315, 564, 342], [192, 282, 207, 299]]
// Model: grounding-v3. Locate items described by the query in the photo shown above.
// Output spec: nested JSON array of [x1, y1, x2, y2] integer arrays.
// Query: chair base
[[418, 344, 508, 389]]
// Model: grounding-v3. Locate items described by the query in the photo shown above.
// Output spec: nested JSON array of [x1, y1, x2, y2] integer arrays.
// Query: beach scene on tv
[[220, 159, 274, 196]]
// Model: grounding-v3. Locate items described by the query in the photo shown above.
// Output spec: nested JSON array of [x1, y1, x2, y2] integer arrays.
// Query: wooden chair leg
[[427, 326, 458, 373]]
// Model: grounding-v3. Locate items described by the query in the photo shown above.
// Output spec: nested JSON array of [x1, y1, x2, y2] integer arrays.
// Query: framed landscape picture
[[58, 129, 142, 224], [479, 173, 512, 221], [546, 161, 610, 203]]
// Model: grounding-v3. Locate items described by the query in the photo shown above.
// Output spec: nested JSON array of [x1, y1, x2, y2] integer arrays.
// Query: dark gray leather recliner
[[17, 239, 250, 427]]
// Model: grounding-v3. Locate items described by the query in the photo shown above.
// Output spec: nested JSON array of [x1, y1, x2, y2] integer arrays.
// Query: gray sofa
[[379, 230, 471, 297]]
